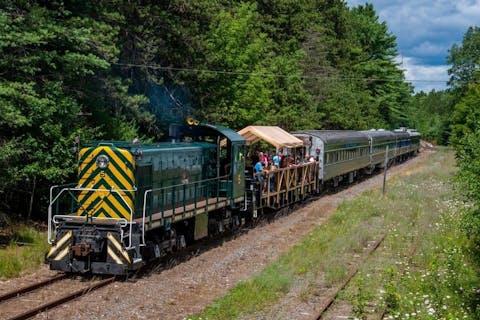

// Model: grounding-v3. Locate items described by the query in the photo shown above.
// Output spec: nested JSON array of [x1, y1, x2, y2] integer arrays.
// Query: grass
[[0, 225, 50, 279], [188, 148, 480, 320], [337, 148, 480, 319]]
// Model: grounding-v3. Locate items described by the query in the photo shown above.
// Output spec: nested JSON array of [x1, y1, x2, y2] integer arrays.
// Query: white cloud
[[398, 57, 449, 92], [456, 0, 480, 20], [345, 0, 477, 91], [409, 41, 450, 60]]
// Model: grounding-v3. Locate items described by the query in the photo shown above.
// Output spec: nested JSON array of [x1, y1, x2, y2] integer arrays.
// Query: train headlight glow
[[96, 155, 110, 169]]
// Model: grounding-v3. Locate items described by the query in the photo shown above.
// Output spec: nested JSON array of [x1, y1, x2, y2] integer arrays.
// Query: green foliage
[[352, 276, 369, 318], [383, 267, 400, 310], [0, 1, 152, 218], [302, 2, 412, 130], [447, 26, 480, 93], [406, 90, 454, 144], [320, 81, 386, 129], [348, 4, 412, 128], [382, 194, 480, 319], [450, 81, 480, 145], [454, 86, 480, 243], [447, 26, 480, 249], [13, 225, 39, 243], [0, 0, 417, 219], [192, 2, 314, 130], [188, 262, 293, 319], [0, 225, 50, 279], [198, 2, 276, 127]]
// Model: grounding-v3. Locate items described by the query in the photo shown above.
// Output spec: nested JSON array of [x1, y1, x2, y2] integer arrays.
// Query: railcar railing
[[253, 162, 318, 208]]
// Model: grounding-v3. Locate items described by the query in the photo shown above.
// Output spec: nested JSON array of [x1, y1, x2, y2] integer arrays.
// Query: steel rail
[[311, 233, 387, 320], [0, 274, 67, 303], [6, 276, 116, 320]]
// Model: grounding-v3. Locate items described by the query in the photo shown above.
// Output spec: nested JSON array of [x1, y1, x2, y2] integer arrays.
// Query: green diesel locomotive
[[47, 123, 246, 275]]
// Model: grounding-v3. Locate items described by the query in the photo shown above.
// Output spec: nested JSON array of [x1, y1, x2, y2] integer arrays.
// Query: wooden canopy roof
[[237, 126, 303, 148]]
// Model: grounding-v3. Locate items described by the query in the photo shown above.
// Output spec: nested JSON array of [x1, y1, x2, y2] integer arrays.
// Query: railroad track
[[0, 274, 115, 320], [311, 233, 387, 320]]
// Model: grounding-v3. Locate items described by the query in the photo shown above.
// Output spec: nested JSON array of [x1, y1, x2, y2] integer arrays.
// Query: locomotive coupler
[[72, 242, 94, 257]]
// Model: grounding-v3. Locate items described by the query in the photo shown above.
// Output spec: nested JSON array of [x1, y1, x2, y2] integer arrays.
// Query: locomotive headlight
[[96, 155, 110, 169]]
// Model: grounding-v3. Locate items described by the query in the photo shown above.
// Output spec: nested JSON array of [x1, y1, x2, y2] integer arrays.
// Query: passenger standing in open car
[[249, 151, 259, 167], [267, 160, 277, 192], [273, 152, 281, 167], [254, 160, 264, 182], [259, 152, 268, 167]]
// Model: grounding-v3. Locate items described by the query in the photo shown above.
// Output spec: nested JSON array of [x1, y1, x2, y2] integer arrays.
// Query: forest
[[0, 0, 479, 242]]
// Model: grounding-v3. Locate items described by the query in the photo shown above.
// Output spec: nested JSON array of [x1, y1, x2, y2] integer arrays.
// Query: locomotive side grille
[[77, 146, 135, 220]]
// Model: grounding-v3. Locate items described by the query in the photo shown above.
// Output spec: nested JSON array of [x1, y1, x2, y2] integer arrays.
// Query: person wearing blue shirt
[[254, 161, 264, 182], [273, 153, 281, 167]]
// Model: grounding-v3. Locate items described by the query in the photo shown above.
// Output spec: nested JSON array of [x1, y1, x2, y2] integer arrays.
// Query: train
[[46, 121, 420, 275]]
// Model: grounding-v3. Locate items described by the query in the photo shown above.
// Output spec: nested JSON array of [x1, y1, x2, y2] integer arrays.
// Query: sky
[[345, 0, 480, 92]]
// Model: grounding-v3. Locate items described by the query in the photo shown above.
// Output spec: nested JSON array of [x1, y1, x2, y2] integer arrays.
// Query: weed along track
[[0, 275, 115, 320], [375, 239, 418, 320], [311, 234, 387, 320]]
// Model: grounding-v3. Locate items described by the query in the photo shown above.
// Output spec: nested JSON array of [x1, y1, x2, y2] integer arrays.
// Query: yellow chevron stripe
[[77, 190, 90, 204], [54, 246, 71, 261], [76, 145, 135, 220], [78, 146, 135, 182], [78, 190, 110, 217], [102, 164, 134, 196], [107, 245, 124, 264], [99, 164, 131, 189], [47, 231, 72, 259], [94, 202, 122, 219], [107, 232, 131, 264], [78, 148, 98, 174], [77, 184, 134, 205], [80, 192, 132, 219], [80, 169, 132, 192], [104, 193, 132, 217], [103, 147, 135, 175], [99, 147, 135, 183]]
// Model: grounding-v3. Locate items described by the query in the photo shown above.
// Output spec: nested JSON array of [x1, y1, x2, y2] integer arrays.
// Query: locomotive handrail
[[140, 174, 231, 245], [48, 184, 78, 244], [48, 185, 59, 244], [144, 174, 230, 193], [48, 186, 136, 247], [96, 142, 116, 147], [52, 215, 127, 225]]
